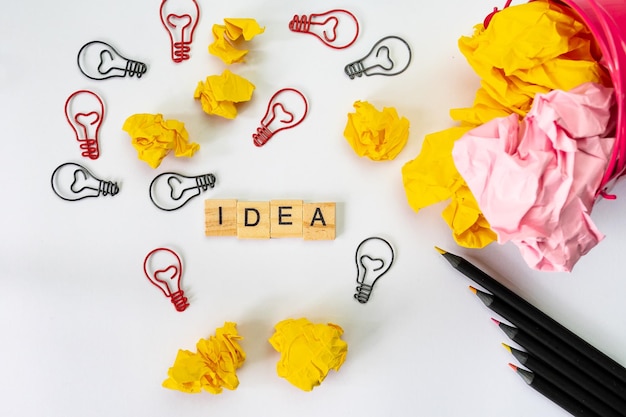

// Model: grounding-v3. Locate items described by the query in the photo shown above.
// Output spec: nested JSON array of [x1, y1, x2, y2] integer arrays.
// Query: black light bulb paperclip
[[149, 171, 216, 211], [354, 236, 395, 303], [77, 40, 147, 80]]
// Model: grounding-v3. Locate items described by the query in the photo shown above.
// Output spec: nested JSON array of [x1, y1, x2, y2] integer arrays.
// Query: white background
[[1, 0, 625, 416]]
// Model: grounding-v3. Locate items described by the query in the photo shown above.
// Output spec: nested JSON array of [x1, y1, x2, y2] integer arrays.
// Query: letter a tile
[[303, 202, 336, 240]]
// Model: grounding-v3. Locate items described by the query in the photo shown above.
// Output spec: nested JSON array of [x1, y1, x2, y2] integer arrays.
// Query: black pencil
[[503, 344, 625, 417], [436, 247, 626, 384], [509, 364, 602, 417], [494, 319, 626, 414], [469, 286, 626, 401]]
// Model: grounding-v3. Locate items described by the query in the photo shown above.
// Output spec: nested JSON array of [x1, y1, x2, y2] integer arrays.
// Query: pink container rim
[[560, 0, 626, 193]]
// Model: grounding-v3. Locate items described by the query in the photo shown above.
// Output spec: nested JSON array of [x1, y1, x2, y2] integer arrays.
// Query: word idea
[[205, 199, 336, 240]]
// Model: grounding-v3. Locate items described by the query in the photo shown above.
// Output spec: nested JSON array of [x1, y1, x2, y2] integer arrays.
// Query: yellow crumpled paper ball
[[122, 113, 199, 169], [162, 322, 246, 394], [209, 18, 265, 64], [343, 101, 409, 161], [453, 0, 610, 126], [401, 0, 609, 248], [194, 69, 255, 119], [401, 127, 497, 248], [269, 318, 348, 391]]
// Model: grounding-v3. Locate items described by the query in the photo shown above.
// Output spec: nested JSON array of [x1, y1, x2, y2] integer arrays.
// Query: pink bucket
[[560, 0, 626, 193]]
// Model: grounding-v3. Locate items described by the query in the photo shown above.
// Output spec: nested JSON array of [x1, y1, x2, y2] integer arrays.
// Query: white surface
[[2, 1, 626, 416]]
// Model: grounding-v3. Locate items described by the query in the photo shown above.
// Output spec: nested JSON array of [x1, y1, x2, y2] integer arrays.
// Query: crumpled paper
[[343, 101, 410, 161], [268, 318, 348, 391], [401, 0, 610, 248], [209, 18, 265, 64], [162, 322, 246, 394], [452, 82, 615, 272], [194, 69, 255, 119], [122, 114, 199, 169], [453, 0, 610, 126], [401, 126, 498, 248]]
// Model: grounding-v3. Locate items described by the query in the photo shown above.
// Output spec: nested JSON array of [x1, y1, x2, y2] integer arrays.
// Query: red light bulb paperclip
[[160, 0, 200, 63], [253, 88, 309, 147], [289, 9, 359, 49], [143, 248, 189, 312], [64, 90, 105, 160]]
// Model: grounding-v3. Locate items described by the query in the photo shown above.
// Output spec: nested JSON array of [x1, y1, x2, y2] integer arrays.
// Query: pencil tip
[[508, 363, 518, 371], [469, 285, 477, 294], [434, 246, 446, 255], [491, 317, 500, 325], [502, 343, 512, 353]]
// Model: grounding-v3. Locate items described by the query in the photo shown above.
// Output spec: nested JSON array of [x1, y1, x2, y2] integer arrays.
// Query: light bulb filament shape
[[97, 49, 146, 77], [375, 46, 393, 70], [71, 169, 117, 196], [153, 265, 180, 297], [74, 112, 100, 135], [320, 17, 339, 42], [72, 113, 99, 158], [265, 103, 295, 126]]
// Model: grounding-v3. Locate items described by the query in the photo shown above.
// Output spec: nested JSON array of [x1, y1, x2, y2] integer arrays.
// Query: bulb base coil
[[253, 126, 274, 147], [124, 60, 147, 78], [172, 42, 192, 62], [79, 139, 100, 160], [170, 290, 189, 312], [354, 283, 373, 304], [289, 14, 311, 32], [196, 173, 216, 191], [344, 61, 365, 79], [99, 180, 119, 197]]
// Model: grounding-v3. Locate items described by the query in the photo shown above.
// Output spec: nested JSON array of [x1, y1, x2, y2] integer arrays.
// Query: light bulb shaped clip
[[354, 236, 395, 303], [253, 88, 308, 147], [51, 162, 119, 201], [143, 247, 189, 312], [159, 0, 200, 63], [344, 35, 411, 79], [64, 90, 105, 160], [149, 171, 216, 211], [77, 40, 147, 80], [289, 9, 359, 49]]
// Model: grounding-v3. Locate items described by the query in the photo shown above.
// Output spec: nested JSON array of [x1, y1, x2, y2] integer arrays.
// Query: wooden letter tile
[[302, 202, 336, 240], [205, 199, 237, 237], [270, 200, 303, 238], [237, 201, 271, 239]]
